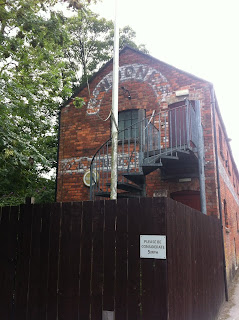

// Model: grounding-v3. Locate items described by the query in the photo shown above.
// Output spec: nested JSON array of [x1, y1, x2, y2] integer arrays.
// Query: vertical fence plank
[[8, 206, 19, 320], [214, 217, 225, 316], [0, 206, 10, 318], [167, 199, 193, 320], [191, 209, 201, 320], [27, 204, 51, 320], [0, 198, 226, 320], [140, 198, 167, 320], [58, 202, 82, 320], [39, 204, 51, 319], [166, 199, 176, 320], [115, 199, 128, 320], [127, 198, 141, 320], [46, 203, 62, 320], [58, 202, 72, 319], [197, 211, 204, 320], [58, 202, 73, 320], [58, 203, 72, 320], [167, 198, 225, 320], [70, 202, 83, 319], [15, 204, 33, 320], [79, 200, 93, 319], [27, 204, 42, 320], [0, 206, 18, 320], [103, 200, 117, 312], [202, 213, 211, 318], [91, 200, 105, 320]]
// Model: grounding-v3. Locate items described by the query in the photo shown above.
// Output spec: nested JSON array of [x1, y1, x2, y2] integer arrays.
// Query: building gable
[[62, 45, 210, 112]]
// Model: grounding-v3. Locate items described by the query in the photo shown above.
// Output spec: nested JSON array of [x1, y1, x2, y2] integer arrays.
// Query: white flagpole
[[110, 0, 119, 200]]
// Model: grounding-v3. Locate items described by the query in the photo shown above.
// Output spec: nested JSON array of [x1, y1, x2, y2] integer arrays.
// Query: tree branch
[[0, 61, 18, 75]]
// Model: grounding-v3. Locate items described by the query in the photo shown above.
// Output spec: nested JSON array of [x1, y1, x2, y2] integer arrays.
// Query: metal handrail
[[90, 101, 199, 200]]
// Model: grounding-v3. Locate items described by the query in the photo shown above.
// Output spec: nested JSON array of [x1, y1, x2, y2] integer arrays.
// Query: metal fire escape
[[90, 100, 205, 207]]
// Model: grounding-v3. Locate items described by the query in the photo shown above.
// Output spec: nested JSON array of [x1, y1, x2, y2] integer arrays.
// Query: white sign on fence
[[140, 235, 166, 259]]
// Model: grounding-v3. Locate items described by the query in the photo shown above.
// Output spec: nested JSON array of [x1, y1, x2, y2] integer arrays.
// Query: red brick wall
[[57, 48, 217, 210], [56, 46, 239, 283], [215, 108, 239, 282]]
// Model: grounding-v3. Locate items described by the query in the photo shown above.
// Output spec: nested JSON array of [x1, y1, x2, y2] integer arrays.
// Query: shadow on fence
[[0, 197, 225, 320]]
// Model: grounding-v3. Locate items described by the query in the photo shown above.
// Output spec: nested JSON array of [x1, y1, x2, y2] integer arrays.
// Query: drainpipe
[[195, 100, 207, 214], [211, 85, 228, 301]]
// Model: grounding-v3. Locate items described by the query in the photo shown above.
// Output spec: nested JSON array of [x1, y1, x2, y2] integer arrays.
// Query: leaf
[[73, 96, 86, 108]]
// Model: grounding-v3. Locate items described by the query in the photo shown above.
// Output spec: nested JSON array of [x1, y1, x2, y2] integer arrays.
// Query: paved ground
[[217, 271, 239, 320]]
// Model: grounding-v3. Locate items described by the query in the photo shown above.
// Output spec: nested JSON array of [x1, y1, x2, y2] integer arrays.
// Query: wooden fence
[[0, 197, 225, 320]]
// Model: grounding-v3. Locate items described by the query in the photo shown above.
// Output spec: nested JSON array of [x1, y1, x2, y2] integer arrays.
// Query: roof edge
[[210, 84, 239, 180], [121, 45, 213, 85], [60, 45, 212, 109]]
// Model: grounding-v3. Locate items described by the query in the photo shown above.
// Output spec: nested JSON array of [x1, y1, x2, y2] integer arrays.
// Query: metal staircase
[[90, 100, 203, 200]]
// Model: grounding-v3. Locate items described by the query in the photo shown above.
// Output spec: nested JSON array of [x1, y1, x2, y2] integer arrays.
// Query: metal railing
[[90, 100, 199, 200]]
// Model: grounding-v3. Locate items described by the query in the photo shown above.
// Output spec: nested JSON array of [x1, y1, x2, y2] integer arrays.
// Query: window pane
[[118, 110, 140, 140], [125, 119, 131, 129], [118, 120, 124, 140], [125, 127, 130, 140], [119, 112, 126, 120], [118, 121, 124, 132], [118, 131, 123, 140], [132, 125, 137, 138], [131, 110, 138, 120]]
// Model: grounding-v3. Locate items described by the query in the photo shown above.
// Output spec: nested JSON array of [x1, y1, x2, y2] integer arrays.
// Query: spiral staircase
[[90, 100, 203, 200]]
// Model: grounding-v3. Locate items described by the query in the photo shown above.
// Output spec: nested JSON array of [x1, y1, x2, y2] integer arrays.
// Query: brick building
[[56, 46, 239, 283]]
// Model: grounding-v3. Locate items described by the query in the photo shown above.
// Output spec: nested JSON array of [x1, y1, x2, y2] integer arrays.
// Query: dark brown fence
[[0, 198, 225, 320]]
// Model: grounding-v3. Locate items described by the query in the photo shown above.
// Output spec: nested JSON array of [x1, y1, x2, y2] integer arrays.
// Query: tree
[[0, 0, 147, 206], [66, 9, 148, 86], [0, 0, 74, 205]]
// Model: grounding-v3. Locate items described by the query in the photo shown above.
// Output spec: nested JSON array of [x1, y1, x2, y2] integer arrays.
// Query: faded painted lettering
[[87, 64, 171, 115]]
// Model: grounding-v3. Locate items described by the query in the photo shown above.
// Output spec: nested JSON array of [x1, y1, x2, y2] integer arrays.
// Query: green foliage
[[32, 178, 56, 204], [0, 0, 147, 206], [66, 8, 114, 85], [0, 0, 70, 205], [119, 26, 148, 54], [0, 176, 55, 206], [73, 97, 86, 108], [63, 0, 97, 10], [66, 10, 148, 86]]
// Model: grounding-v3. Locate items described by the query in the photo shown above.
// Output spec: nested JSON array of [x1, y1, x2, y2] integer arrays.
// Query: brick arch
[[97, 80, 160, 120], [87, 63, 172, 115]]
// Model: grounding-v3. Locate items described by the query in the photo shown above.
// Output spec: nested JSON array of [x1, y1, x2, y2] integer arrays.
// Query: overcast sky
[[90, 0, 239, 166]]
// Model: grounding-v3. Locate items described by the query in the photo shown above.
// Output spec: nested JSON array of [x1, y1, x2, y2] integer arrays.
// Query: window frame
[[118, 109, 140, 141], [224, 199, 229, 229]]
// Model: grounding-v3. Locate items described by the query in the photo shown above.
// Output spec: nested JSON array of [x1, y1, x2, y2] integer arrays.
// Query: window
[[219, 126, 224, 159], [234, 238, 238, 269], [118, 110, 139, 140], [227, 151, 231, 175], [224, 199, 229, 228]]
